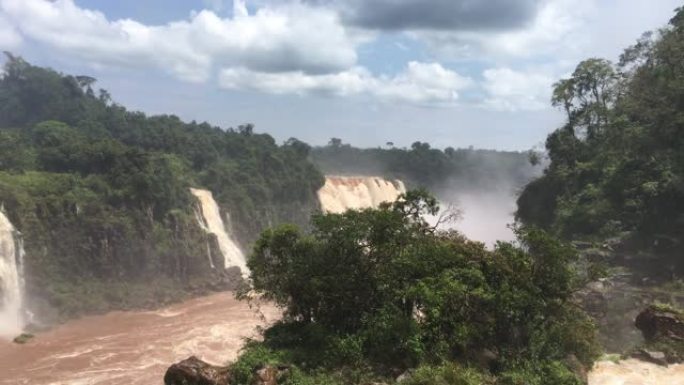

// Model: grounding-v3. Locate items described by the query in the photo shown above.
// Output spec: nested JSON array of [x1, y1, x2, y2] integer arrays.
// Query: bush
[[402, 363, 494, 385], [237, 191, 600, 383]]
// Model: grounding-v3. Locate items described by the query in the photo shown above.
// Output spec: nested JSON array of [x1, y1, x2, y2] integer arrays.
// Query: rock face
[[164, 356, 230, 385], [635, 305, 684, 341], [631, 349, 669, 366]]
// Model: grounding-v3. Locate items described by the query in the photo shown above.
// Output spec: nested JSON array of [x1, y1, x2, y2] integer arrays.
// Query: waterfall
[[190, 188, 248, 276], [0, 211, 24, 338], [318, 176, 406, 213]]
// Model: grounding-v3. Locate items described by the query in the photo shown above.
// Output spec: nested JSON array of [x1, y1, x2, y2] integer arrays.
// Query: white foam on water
[[588, 359, 684, 385]]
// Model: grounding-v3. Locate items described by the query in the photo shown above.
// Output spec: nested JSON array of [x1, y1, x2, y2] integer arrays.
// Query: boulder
[[164, 356, 231, 385], [630, 349, 669, 366], [251, 364, 289, 385], [635, 305, 684, 341]]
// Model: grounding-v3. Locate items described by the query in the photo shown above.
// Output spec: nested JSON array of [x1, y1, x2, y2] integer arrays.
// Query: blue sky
[[0, 0, 681, 150]]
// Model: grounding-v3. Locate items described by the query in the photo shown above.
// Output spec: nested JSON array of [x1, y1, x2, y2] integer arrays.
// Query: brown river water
[[1, 291, 682, 385], [0, 292, 280, 385]]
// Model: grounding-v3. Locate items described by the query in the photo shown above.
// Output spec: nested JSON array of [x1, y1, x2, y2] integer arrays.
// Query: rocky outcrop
[[634, 305, 684, 364], [251, 364, 289, 385], [635, 305, 684, 341], [164, 356, 230, 385], [164, 358, 291, 385], [630, 349, 669, 366]]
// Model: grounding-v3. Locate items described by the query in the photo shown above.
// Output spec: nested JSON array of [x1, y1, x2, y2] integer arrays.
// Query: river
[[0, 292, 279, 385], [1, 291, 682, 384]]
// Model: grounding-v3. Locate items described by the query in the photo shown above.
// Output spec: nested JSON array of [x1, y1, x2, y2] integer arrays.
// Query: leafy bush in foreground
[[235, 190, 600, 384]]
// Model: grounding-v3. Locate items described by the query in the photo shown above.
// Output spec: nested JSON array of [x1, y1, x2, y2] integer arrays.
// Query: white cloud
[[481, 67, 554, 111], [0, 14, 21, 49], [414, 0, 593, 60], [1, 0, 676, 112], [374, 61, 473, 104], [0, 0, 358, 82], [478, 0, 593, 58], [220, 66, 370, 96], [220, 61, 473, 105]]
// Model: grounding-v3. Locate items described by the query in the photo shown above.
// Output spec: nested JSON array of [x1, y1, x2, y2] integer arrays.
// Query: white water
[[318, 176, 406, 213], [589, 359, 684, 385], [0, 211, 24, 338], [190, 188, 248, 276]]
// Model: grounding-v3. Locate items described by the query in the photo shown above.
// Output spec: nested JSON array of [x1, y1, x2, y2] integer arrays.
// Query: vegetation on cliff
[[0, 55, 324, 319], [233, 191, 599, 384], [516, 7, 684, 273]]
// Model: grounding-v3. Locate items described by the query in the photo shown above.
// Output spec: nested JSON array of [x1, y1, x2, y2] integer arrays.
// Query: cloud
[[481, 67, 554, 111], [0, 0, 358, 82], [220, 61, 473, 105], [414, 0, 593, 59], [374, 62, 474, 104], [0, 14, 21, 49], [220, 66, 370, 96], [309, 0, 541, 32]]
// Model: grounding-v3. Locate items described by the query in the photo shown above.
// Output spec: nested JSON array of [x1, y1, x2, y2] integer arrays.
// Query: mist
[[428, 153, 544, 248], [432, 190, 518, 248]]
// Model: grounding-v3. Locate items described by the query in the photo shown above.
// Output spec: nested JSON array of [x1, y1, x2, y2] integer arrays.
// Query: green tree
[[517, 7, 684, 273], [243, 191, 599, 381]]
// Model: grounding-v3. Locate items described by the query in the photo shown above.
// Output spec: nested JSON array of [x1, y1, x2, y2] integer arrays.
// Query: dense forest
[[516, 8, 684, 274], [0, 54, 323, 319]]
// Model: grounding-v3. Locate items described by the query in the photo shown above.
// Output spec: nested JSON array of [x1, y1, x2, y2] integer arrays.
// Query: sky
[[0, 0, 680, 150]]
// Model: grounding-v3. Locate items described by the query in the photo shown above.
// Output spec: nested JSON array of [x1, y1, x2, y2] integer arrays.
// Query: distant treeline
[[311, 139, 539, 193]]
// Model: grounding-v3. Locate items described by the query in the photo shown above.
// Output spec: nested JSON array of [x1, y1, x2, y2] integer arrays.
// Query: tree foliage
[[240, 191, 599, 384], [517, 8, 684, 272], [0, 54, 324, 318]]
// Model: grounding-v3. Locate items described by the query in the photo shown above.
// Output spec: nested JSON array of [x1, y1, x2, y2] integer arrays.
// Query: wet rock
[[631, 349, 669, 366], [164, 356, 230, 385], [251, 364, 289, 385], [12, 333, 34, 344], [395, 370, 412, 383], [472, 348, 499, 371], [572, 241, 594, 250], [635, 305, 684, 341]]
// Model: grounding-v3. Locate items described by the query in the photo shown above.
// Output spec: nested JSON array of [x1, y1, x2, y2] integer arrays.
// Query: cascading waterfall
[[588, 359, 684, 385], [318, 176, 406, 213], [190, 188, 248, 276], [0, 211, 24, 338]]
